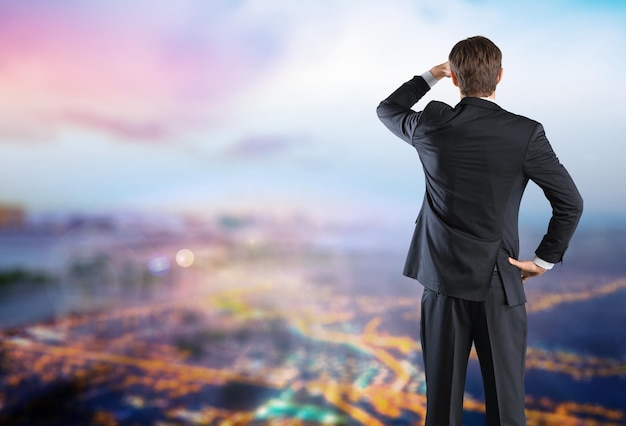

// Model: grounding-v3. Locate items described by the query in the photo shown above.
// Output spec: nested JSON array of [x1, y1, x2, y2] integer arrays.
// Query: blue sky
[[0, 0, 624, 226]]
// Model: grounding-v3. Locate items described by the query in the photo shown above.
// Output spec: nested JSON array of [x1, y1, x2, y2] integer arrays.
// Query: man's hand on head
[[508, 257, 547, 283], [429, 61, 451, 80]]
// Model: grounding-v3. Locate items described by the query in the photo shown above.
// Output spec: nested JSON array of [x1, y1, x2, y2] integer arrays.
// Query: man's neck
[[460, 92, 496, 102]]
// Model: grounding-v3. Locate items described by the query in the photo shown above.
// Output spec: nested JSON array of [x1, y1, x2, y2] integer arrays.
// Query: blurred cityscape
[[1, 204, 625, 425]]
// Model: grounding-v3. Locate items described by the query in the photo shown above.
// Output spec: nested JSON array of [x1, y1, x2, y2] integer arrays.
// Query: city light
[[175, 248, 194, 268], [147, 254, 170, 276]]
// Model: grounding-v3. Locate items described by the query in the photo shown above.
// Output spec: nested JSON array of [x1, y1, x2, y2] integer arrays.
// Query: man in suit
[[376, 36, 583, 425]]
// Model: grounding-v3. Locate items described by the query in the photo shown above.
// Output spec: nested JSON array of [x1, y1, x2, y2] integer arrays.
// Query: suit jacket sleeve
[[376, 76, 432, 144], [524, 123, 583, 263]]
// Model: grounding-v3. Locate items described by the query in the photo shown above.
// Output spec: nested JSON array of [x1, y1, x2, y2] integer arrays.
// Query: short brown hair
[[448, 36, 502, 97]]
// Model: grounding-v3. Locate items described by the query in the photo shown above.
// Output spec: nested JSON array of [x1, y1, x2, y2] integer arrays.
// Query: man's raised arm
[[376, 62, 450, 144]]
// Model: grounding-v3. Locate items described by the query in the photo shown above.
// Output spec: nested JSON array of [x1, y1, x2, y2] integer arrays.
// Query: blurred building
[[0, 205, 25, 229]]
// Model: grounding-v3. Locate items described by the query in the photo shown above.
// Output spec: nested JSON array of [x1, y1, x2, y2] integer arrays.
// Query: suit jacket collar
[[458, 97, 502, 110]]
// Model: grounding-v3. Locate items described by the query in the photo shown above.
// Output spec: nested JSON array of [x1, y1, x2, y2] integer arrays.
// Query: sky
[[1, 0, 625, 226]]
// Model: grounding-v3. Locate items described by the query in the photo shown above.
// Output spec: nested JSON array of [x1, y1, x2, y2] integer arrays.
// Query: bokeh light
[[175, 248, 194, 268], [147, 254, 170, 276]]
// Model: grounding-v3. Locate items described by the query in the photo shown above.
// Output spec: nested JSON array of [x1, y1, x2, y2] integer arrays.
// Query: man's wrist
[[533, 256, 554, 270], [420, 71, 438, 88]]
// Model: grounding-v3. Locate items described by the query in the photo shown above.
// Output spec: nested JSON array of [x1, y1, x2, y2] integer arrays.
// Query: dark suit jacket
[[377, 76, 583, 306]]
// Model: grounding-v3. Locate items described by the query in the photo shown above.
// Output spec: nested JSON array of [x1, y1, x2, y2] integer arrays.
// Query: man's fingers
[[508, 257, 521, 267], [508, 257, 546, 283]]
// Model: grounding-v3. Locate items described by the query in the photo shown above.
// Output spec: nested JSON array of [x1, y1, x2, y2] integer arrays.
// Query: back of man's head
[[449, 36, 502, 98]]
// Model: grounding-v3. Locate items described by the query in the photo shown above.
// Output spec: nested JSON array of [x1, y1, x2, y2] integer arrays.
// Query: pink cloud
[[58, 111, 170, 141], [0, 1, 284, 143], [224, 135, 308, 159]]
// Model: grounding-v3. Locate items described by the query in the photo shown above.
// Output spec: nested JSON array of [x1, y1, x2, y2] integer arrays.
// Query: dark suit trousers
[[420, 272, 527, 426]]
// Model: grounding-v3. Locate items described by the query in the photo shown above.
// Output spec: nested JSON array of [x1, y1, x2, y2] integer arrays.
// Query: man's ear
[[497, 67, 504, 84], [451, 71, 459, 87]]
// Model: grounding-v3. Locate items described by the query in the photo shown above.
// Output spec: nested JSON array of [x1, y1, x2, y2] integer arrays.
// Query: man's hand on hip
[[508, 257, 546, 283]]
